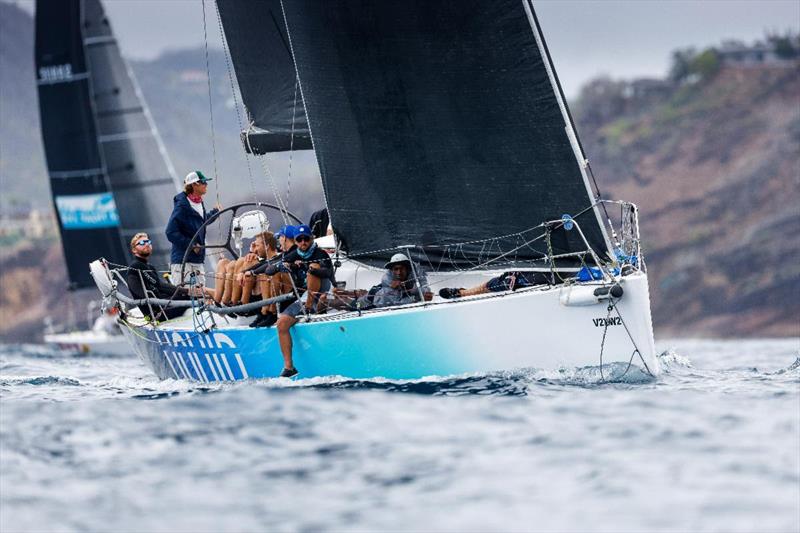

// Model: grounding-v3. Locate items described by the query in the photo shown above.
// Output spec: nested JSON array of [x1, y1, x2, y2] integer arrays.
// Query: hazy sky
[[12, 0, 800, 97]]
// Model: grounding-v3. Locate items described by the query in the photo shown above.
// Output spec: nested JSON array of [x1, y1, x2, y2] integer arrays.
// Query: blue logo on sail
[[55, 193, 120, 229]]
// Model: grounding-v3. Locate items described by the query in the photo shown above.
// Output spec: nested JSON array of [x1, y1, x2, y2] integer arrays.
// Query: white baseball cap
[[184, 170, 212, 185]]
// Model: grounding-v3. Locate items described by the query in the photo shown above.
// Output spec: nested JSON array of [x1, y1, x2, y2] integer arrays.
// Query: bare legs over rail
[[213, 256, 260, 305]]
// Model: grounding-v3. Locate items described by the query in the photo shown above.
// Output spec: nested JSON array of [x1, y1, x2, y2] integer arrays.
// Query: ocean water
[[1, 339, 798, 533]]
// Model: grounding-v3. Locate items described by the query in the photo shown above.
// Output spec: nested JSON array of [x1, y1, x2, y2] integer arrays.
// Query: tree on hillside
[[691, 49, 721, 79], [669, 46, 720, 83], [669, 48, 697, 82], [766, 31, 800, 59]]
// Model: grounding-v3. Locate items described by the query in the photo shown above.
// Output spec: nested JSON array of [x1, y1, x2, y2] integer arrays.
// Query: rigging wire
[[597, 299, 651, 381], [200, 0, 220, 206], [284, 76, 300, 209], [213, 0, 258, 203], [244, 133, 291, 227]]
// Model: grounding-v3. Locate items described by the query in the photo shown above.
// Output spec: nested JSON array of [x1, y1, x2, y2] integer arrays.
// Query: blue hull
[[125, 310, 473, 381]]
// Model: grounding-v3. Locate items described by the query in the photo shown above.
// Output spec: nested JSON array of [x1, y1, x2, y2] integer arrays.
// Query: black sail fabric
[[81, 0, 176, 270], [36, 0, 177, 288], [217, 0, 311, 154], [281, 0, 611, 269], [36, 0, 127, 288]]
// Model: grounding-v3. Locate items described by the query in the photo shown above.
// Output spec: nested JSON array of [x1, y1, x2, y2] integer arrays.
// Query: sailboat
[[94, 0, 660, 379], [36, 0, 179, 354]]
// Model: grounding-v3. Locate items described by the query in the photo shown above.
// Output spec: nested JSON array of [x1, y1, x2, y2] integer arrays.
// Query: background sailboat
[[36, 0, 178, 353], [102, 0, 658, 380]]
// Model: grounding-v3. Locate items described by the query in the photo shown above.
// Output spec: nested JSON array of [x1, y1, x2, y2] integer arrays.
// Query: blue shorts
[[486, 272, 545, 292]]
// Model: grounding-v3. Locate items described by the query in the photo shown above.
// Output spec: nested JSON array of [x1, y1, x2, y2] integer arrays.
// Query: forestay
[[279, 0, 612, 269], [35, 0, 177, 288], [216, 0, 312, 154]]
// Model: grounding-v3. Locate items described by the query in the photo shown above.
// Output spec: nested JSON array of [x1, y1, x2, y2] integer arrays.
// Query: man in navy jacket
[[165, 171, 221, 286]]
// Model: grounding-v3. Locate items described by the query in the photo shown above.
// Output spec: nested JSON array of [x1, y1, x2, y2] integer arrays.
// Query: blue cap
[[294, 224, 313, 238], [276, 225, 297, 239]]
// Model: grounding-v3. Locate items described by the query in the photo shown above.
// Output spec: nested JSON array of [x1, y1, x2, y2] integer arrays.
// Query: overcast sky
[[12, 0, 800, 97]]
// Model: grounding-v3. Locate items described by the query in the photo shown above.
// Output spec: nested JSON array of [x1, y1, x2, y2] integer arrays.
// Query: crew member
[[127, 232, 210, 321], [265, 225, 334, 377], [165, 170, 221, 286]]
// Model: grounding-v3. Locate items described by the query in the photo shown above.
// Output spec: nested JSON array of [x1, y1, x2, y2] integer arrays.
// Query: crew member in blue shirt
[[165, 170, 221, 286]]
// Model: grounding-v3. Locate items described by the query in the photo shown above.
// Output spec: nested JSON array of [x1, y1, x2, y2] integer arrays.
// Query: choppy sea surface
[[1, 338, 798, 533]]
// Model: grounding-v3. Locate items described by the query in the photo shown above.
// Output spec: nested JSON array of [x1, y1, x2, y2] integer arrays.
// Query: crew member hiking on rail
[[213, 231, 278, 308], [438, 271, 558, 299], [126, 232, 211, 321], [165, 171, 221, 287], [264, 225, 334, 377], [246, 225, 298, 328]]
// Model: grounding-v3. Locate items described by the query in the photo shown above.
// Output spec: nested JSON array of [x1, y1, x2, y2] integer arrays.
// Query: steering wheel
[[178, 202, 304, 284]]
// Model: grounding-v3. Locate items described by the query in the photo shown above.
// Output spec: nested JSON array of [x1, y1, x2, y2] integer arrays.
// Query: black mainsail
[[219, 0, 612, 269], [216, 0, 311, 154], [36, 0, 178, 288]]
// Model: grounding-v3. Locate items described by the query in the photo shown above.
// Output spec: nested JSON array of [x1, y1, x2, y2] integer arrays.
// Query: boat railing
[[597, 199, 645, 273], [340, 198, 644, 282], [93, 198, 645, 326]]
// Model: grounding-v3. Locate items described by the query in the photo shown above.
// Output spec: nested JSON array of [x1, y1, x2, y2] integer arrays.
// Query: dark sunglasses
[[295, 235, 312, 243], [136, 239, 152, 246]]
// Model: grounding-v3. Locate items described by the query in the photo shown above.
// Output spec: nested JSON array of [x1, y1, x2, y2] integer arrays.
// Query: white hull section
[[123, 271, 659, 381]]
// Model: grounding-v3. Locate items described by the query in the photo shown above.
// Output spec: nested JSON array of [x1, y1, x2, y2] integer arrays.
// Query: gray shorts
[[170, 263, 205, 286], [281, 278, 332, 318]]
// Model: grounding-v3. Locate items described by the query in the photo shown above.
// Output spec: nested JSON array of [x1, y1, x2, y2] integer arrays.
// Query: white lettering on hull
[[205, 354, 220, 381], [212, 353, 228, 381], [151, 330, 244, 381], [162, 350, 180, 379], [191, 352, 209, 382], [175, 351, 192, 380], [220, 354, 235, 381], [235, 354, 249, 379]]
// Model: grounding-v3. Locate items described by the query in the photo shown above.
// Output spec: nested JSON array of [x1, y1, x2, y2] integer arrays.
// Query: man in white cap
[[372, 252, 432, 307], [165, 170, 222, 286]]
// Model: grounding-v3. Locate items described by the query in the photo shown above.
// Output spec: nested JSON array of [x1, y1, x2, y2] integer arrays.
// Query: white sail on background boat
[[92, 0, 659, 379]]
